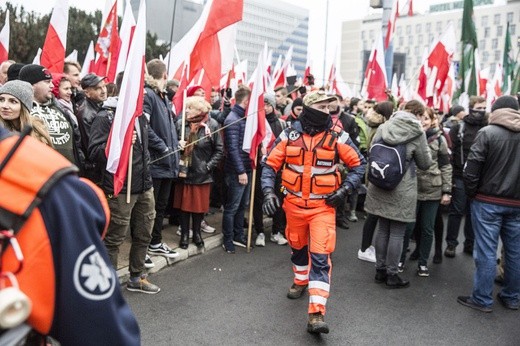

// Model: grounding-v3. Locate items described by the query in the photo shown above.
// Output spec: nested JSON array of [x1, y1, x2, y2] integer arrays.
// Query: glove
[[178, 140, 187, 151], [262, 188, 280, 217], [325, 186, 351, 208]]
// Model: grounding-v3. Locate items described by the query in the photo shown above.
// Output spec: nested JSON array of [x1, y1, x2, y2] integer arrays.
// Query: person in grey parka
[[364, 100, 433, 288]]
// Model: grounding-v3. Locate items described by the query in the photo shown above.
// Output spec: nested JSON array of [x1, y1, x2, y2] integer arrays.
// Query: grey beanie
[[491, 95, 519, 112], [0, 80, 34, 111], [264, 93, 276, 108]]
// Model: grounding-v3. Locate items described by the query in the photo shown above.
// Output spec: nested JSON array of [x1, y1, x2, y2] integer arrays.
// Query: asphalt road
[[124, 217, 519, 345]]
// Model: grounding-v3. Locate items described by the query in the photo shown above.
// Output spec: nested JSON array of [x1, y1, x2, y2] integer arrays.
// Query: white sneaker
[[176, 225, 193, 238], [201, 220, 216, 233], [357, 245, 376, 263], [270, 233, 288, 246], [144, 254, 155, 269], [255, 233, 266, 247], [347, 210, 358, 222]]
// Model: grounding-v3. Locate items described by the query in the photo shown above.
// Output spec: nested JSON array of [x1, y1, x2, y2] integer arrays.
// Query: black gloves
[[325, 185, 352, 208], [262, 188, 280, 217]]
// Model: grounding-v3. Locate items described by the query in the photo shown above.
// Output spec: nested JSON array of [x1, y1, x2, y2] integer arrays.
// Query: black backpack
[[367, 138, 409, 190]]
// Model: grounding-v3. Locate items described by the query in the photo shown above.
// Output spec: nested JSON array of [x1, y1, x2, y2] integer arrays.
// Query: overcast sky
[[4, 0, 442, 80]]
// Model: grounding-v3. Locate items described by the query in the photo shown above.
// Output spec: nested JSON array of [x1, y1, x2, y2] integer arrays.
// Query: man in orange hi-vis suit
[[261, 91, 366, 334]]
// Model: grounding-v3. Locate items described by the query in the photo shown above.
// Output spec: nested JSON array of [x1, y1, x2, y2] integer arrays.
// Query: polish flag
[[479, 66, 490, 97], [408, 0, 413, 16], [390, 73, 399, 97], [385, 0, 399, 49], [272, 46, 293, 90], [81, 41, 95, 78], [93, 0, 120, 82], [32, 48, 42, 65], [416, 47, 429, 104], [65, 49, 78, 62], [115, 0, 136, 77], [172, 62, 190, 115], [362, 34, 387, 101], [486, 63, 503, 112], [335, 72, 353, 98], [188, 0, 243, 91], [438, 63, 455, 114], [243, 45, 272, 167], [105, 0, 146, 196], [0, 10, 10, 63], [40, 0, 69, 73]]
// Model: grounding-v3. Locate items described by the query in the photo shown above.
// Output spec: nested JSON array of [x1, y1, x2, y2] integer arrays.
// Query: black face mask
[[329, 106, 341, 116], [299, 105, 331, 135]]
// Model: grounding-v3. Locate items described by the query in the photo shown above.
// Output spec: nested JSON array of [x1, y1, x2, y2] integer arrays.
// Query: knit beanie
[[187, 85, 203, 97], [7, 63, 26, 81], [0, 80, 34, 111], [491, 95, 519, 112], [291, 98, 303, 112], [19, 64, 52, 85], [264, 93, 276, 108]]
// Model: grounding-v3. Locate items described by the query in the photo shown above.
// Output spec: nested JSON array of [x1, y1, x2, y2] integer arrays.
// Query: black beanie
[[291, 98, 303, 112], [7, 63, 26, 81], [491, 95, 519, 112]]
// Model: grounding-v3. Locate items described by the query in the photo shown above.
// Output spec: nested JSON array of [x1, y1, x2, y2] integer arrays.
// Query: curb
[[116, 233, 224, 284]]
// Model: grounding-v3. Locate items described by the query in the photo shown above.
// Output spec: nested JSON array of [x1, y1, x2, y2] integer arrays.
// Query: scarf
[[299, 105, 331, 136]]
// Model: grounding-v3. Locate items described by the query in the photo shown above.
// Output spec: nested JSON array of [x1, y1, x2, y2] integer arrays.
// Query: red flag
[[408, 0, 413, 16], [115, 0, 136, 76], [40, 0, 69, 73], [243, 46, 272, 168], [105, 0, 146, 196], [189, 0, 243, 92], [385, 0, 399, 49], [172, 62, 190, 115], [93, 0, 121, 82], [362, 34, 388, 101], [0, 10, 10, 63]]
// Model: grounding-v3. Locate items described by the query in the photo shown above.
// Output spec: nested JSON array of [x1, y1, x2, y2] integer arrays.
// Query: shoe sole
[[147, 251, 180, 259], [457, 297, 492, 312], [201, 229, 215, 233], [307, 324, 329, 334], [417, 272, 429, 277], [126, 286, 161, 294], [357, 255, 376, 263], [233, 241, 247, 248], [144, 263, 155, 269], [287, 287, 307, 299]]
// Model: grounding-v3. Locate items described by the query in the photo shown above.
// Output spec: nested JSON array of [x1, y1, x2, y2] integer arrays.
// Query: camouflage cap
[[303, 90, 336, 107]]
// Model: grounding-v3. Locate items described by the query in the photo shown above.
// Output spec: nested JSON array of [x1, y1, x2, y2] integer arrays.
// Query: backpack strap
[[457, 121, 465, 166], [0, 132, 78, 236]]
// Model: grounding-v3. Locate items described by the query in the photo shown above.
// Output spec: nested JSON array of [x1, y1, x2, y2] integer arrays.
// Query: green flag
[[457, 0, 478, 97], [502, 22, 514, 93]]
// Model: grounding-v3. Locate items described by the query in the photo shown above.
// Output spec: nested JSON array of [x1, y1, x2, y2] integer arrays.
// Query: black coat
[[176, 118, 224, 184], [144, 85, 179, 179], [223, 104, 251, 174], [88, 106, 153, 195]]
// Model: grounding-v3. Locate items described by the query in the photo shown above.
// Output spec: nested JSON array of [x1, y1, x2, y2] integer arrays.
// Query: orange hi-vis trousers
[[283, 200, 336, 315]]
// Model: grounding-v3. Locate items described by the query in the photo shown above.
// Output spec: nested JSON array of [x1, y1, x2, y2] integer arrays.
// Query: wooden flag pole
[[246, 152, 259, 253], [180, 89, 187, 142], [126, 143, 133, 204]]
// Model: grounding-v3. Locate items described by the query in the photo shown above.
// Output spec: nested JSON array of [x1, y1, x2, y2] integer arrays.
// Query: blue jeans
[[446, 177, 473, 248], [470, 200, 520, 308], [222, 172, 251, 249]]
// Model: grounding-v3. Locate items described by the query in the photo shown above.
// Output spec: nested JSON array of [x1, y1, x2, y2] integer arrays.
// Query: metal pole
[[322, 0, 330, 87], [167, 0, 178, 74], [382, 0, 394, 86]]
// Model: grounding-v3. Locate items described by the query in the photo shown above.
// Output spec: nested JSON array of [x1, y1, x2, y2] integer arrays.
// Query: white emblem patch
[[73, 245, 116, 301], [288, 131, 300, 141]]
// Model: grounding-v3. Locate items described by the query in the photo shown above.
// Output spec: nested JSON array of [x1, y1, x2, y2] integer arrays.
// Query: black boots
[[192, 229, 204, 248], [179, 232, 189, 249], [375, 269, 387, 283], [385, 274, 410, 289]]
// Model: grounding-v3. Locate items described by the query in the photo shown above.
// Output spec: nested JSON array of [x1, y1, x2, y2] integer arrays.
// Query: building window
[[436, 21, 442, 32], [397, 26, 402, 36], [361, 31, 365, 39], [484, 27, 490, 38], [497, 26, 503, 37], [479, 40, 486, 50], [494, 14, 500, 25], [369, 30, 374, 39], [417, 56, 422, 65], [418, 34, 423, 45], [406, 25, 411, 34], [511, 24, 516, 35], [507, 12, 513, 23], [414, 46, 419, 55], [495, 50, 500, 61], [428, 34, 434, 44], [492, 38, 498, 49], [408, 35, 413, 45], [416, 24, 422, 33], [399, 36, 404, 46], [426, 23, 431, 33], [482, 51, 489, 63], [481, 16, 488, 27]]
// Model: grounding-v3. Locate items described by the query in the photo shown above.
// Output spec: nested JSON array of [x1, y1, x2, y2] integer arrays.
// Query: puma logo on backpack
[[368, 138, 409, 190]]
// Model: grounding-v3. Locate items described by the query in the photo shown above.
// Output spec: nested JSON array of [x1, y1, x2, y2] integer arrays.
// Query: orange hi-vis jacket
[[262, 121, 366, 208]]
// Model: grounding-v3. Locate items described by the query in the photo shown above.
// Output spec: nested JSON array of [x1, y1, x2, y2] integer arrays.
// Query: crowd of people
[[0, 56, 519, 340]]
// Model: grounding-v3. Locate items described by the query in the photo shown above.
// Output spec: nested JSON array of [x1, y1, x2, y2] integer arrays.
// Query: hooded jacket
[[463, 108, 520, 206], [364, 111, 433, 222], [144, 78, 179, 179]]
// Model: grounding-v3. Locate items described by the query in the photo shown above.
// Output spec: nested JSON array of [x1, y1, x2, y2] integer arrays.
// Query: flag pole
[[246, 152, 258, 253], [126, 143, 133, 203], [181, 89, 187, 142]]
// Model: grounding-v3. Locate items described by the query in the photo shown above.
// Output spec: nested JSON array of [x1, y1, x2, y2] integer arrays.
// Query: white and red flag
[[385, 0, 399, 49], [361, 34, 388, 101], [438, 63, 456, 114], [479, 65, 490, 97], [115, 0, 136, 77], [271, 45, 293, 90], [172, 62, 190, 115], [243, 45, 272, 168], [40, 0, 69, 73], [81, 40, 95, 78], [105, 0, 146, 196], [0, 10, 10, 63], [93, 0, 121, 82]]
